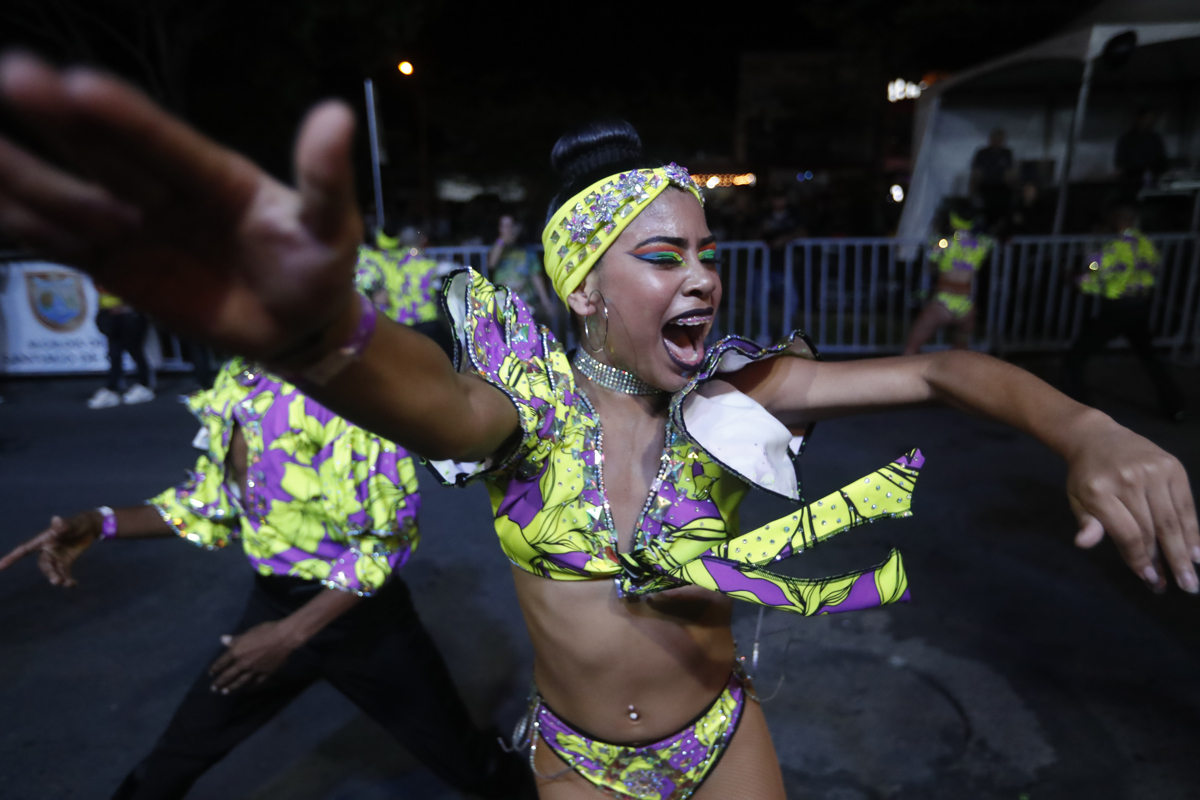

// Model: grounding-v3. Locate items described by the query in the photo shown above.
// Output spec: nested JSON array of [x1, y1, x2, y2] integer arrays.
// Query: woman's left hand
[[208, 622, 300, 694], [1066, 416, 1200, 594]]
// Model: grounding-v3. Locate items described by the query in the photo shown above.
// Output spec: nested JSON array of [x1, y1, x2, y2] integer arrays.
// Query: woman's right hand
[[0, 53, 364, 360], [0, 511, 101, 587]]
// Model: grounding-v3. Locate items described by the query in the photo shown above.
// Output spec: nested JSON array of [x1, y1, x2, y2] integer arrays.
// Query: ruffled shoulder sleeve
[[671, 332, 819, 501], [429, 269, 575, 485]]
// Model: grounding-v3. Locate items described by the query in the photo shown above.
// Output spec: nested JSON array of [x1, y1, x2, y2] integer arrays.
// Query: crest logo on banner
[[25, 271, 88, 332]]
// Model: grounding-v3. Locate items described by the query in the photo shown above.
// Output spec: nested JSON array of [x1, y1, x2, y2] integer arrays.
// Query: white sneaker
[[121, 384, 155, 405], [87, 388, 122, 409]]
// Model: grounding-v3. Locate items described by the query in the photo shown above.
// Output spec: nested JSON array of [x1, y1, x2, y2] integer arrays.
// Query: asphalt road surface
[[1, 353, 1198, 800]]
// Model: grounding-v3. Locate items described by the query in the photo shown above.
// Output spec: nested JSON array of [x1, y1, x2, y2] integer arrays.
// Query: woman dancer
[[0, 352, 532, 800], [903, 209, 992, 355], [0, 58, 1195, 799]]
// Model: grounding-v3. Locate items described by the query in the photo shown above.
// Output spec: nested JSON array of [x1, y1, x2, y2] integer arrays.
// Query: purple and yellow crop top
[[430, 270, 920, 616], [149, 358, 421, 595]]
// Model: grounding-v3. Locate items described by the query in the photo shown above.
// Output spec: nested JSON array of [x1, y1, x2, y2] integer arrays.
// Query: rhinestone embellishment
[[572, 347, 665, 396], [564, 206, 595, 244]]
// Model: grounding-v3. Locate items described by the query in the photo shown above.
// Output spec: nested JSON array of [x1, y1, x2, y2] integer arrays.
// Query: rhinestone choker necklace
[[572, 348, 665, 395]]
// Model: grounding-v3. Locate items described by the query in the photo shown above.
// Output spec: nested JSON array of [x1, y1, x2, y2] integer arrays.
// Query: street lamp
[[398, 61, 414, 76]]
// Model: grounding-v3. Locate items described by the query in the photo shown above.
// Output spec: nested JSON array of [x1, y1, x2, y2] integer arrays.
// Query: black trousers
[[1065, 297, 1184, 415], [111, 574, 530, 799], [95, 309, 151, 390]]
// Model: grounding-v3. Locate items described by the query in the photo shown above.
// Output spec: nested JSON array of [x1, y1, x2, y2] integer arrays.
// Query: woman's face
[[569, 188, 721, 392]]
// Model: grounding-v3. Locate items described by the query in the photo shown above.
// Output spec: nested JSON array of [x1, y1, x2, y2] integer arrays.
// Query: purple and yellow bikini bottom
[[526, 672, 748, 799], [935, 290, 974, 319]]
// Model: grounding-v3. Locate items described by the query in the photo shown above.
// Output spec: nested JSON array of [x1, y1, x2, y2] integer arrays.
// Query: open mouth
[[662, 308, 714, 371]]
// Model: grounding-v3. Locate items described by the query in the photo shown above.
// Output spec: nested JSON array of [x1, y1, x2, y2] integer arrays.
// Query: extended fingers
[[1153, 475, 1199, 593], [295, 100, 359, 244], [210, 662, 248, 693], [1167, 468, 1200, 565], [0, 188, 95, 263], [0, 137, 139, 243], [0, 528, 58, 571], [0, 53, 258, 213], [37, 549, 75, 587], [1088, 493, 1163, 590]]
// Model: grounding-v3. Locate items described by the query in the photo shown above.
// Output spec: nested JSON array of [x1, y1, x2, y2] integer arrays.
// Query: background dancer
[[0, 355, 532, 800], [903, 208, 992, 355], [0, 60, 1195, 799], [488, 213, 554, 328], [1065, 204, 1185, 421], [88, 285, 154, 408], [357, 225, 455, 356]]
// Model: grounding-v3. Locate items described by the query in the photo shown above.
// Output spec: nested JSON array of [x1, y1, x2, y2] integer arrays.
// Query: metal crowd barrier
[[9, 234, 1200, 378], [713, 234, 1200, 359], [426, 245, 492, 278], [994, 234, 1200, 357]]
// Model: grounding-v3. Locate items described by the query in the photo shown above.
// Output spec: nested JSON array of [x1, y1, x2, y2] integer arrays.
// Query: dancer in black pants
[[113, 574, 511, 799], [0, 358, 532, 799], [90, 288, 154, 408]]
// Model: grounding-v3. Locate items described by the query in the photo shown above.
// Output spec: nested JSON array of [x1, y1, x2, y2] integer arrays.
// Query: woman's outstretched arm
[[733, 349, 1200, 595], [0, 54, 517, 460]]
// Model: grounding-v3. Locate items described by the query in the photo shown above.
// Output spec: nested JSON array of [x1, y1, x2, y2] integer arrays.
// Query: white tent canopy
[[898, 0, 1200, 241]]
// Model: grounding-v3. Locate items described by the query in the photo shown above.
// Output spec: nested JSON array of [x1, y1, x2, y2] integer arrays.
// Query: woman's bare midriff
[[513, 565, 737, 744]]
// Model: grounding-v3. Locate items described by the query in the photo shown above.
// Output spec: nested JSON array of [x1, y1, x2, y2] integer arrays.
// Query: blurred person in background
[[1065, 204, 1184, 421], [89, 286, 153, 408], [758, 192, 807, 306], [489, 213, 553, 326], [970, 128, 1015, 234], [1009, 181, 1054, 236], [0, 352, 533, 800], [904, 207, 993, 354], [1116, 107, 1167, 203], [359, 224, 456, 357]]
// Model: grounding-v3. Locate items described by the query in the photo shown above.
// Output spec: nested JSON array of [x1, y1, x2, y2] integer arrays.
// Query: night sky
[[0, 0, 1098, 233]]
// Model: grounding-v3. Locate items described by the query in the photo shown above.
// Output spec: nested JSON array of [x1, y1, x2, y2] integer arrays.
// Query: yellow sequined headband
[[542, 163, 704, 304]]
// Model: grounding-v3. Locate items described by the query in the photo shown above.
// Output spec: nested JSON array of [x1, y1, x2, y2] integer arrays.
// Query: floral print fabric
[[355, 246, 441, 325], [432, 269, 920, 616], [149, 358, 420, 595], [534, 673, 746, 800]]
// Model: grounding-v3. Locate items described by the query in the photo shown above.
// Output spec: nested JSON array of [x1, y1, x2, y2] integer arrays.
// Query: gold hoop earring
[[584, 291, 609, 352]]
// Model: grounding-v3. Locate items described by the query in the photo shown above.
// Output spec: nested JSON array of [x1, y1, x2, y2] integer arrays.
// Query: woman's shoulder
[[683, 331, 818, 392], [671, 332, 820, 499], [441, 268, 574, 402]]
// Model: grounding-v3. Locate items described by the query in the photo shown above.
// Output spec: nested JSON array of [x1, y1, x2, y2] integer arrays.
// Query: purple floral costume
[[431, 270, 923, 798], [150, 358, 420, 595]]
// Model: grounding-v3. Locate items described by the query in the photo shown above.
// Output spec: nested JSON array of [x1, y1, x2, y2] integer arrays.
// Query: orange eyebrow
[[631, 243, 687, 255]]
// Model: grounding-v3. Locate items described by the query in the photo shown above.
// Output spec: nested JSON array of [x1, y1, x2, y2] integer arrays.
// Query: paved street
[[1, 353, 1198, 800]]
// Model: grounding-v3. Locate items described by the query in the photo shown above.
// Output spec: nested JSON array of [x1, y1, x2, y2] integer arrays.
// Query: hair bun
[[550, 120, 643, 185]]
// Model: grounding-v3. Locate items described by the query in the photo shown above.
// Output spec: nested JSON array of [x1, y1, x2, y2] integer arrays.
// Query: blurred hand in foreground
[[0, 52, 363, 360]]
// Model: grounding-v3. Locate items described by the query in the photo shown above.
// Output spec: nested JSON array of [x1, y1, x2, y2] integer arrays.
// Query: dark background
[[0, 0, 1098, 240]]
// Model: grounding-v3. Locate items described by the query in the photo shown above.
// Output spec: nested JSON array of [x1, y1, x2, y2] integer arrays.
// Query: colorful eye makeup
[[630, 243, 719, 264], [631, 244, 686, 264]]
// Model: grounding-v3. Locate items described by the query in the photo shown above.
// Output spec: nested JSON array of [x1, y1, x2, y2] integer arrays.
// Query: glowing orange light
[[398, 61, 414, 75], [691, 173, 757, 188]]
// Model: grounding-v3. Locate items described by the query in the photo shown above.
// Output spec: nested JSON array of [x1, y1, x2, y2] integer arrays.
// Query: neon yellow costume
[[1079, 228, 1158, 299], [355, 246, 441, 326], [935, 291, 974, 320], [928, 215, 991, 318], [422, 162, 922, 799]]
